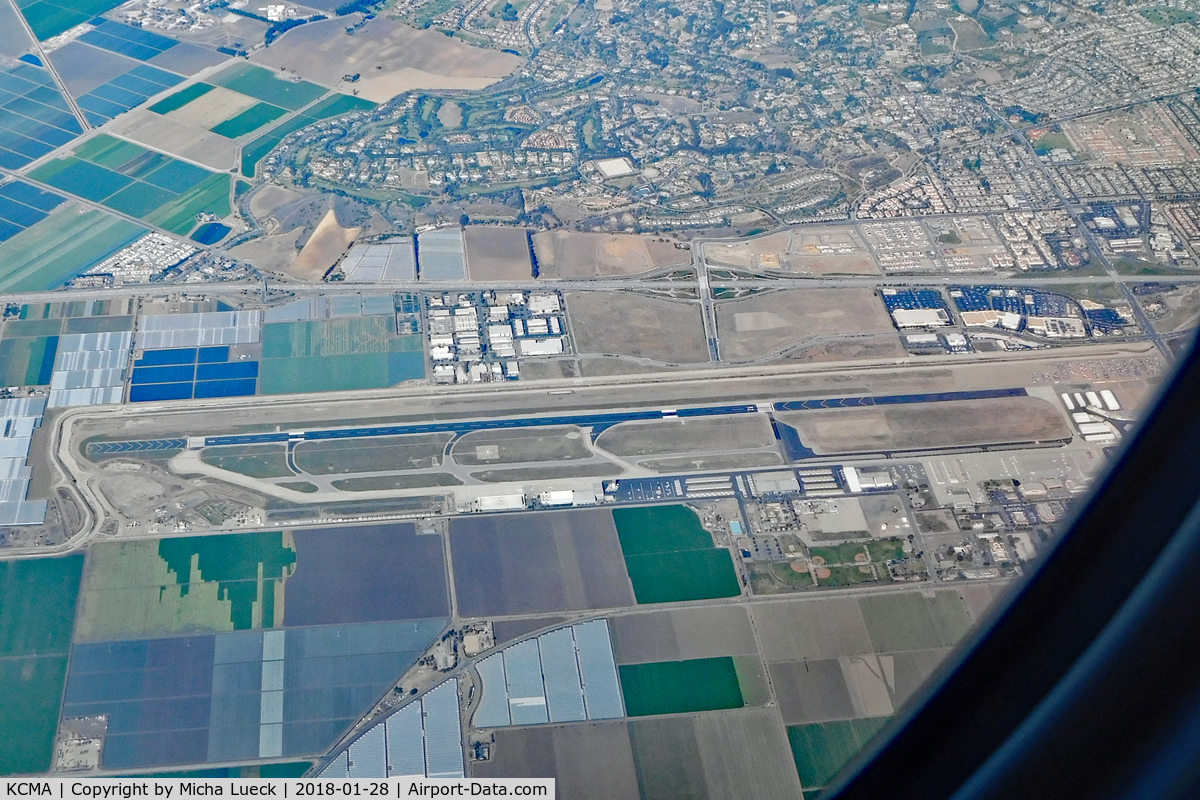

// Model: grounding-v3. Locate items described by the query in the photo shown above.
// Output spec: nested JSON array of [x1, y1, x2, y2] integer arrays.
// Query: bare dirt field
[[637, 453, 784, 472], [464, 226, 532, 280], [705, 227, 880, 275], [596, 416, 775, 457], [470, 723, 640, 800], [1147, 286, 1200, 334], [107, 111, 239, 171], [610, 606, 758, 664], [778, 396, 1071, 454], [292, 208, 361, 280], [228, 227, 304, 273], [566, 292, 708, 364], [248, 17, 522, 102], [250, 185, 306, 222], [751, 597, 874, 663], [168, 86, 257, 128], [716, 288, 894, 361], [785, 335, 905, 363], [533, 231, 687, 278]]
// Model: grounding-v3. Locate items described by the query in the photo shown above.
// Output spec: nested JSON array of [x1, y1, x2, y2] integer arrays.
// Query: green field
[[1140, 5, 1200, 24], [211, 102, 288, 139], [619, 657, 745, 716], [858, 591, 974, 652], [148, 82, 216, 115], [613, 505, 741, 603], [4, 317, 62, 336], [0, 335, 58, 385], [259, 318, 425, 395], [200, 444, 293, 478], [0, 206, 145, 292], [0, 555, 84, 776], [241, 93, 378, 177], [210, 63, 326, 111], [75, 533, 297, 640], [19, 0, 123, 40], [29, 136, 231, 236], [787, 717, 892, 790]]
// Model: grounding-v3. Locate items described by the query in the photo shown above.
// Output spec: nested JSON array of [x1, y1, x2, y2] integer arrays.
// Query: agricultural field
[[628, 711, 803, 800], [613, 505, 740, 604], [715, 288, 893, 361], [788, 717, 892, 790], [776, 396, 1071, 454], [29, 135, 231, 237], [0, 334, 56, 385], [449, 509, 635, 617], [0, 62, 83, 171], [533, 231, 685, 278], [620, 657, 746, 717], [566, 292, 709, 364], [464, 226, 533, 280], [16, 0, 124, 41], [259, 316, 425, 394], [247, 17, 522, 103], [0, 555, 84, 775], [0, 204, 145, 292], [209, 63, 326, 111], [610, 606, 758, 665]]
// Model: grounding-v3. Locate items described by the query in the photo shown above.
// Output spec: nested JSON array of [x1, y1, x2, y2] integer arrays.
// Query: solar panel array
[[321, 679, 465, 780], [472, 619, 624, 729], [0, 397, 47, 526]]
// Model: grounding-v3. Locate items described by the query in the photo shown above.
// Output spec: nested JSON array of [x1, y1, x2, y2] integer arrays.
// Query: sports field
[[0, 555, 84, 775], [0, 205, 145, 292], [28, 135, 231, 236], [613, 505, 741, 603], [240, 93, 377, 177], [259, 317, 425, 394], [619, 657, 745, 716], [787, 717, 892, 789]]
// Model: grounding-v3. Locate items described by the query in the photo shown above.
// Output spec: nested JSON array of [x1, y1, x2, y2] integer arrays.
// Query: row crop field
[[259, 317, 424, 394], [0, 204, 145, 292], [613, 505, 741, 604], [29, 134, 230, 236], [16, 0, 124, 41]]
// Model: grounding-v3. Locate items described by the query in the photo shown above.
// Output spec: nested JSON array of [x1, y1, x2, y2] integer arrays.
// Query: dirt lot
[[534, 231, 686, 278], [778, 396, 1071, 454], [291, 208, 360, 280], [705, 227, 879, 275], [228, 227, 304, 273], [248, 17, 522, 102], [250, 185, 306, 222], [464, 226, 532, 280], [715, 288, 894, 361], [566, 292, 709, 364], [106, 110, 239, 172], [596, 416, 775, 457], [785, 335, 905, 363], [470, 723, 640, 799]]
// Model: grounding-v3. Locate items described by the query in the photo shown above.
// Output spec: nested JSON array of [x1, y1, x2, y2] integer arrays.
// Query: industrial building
[[0, 396, 47, 525], [49, 330, 133, 407]]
